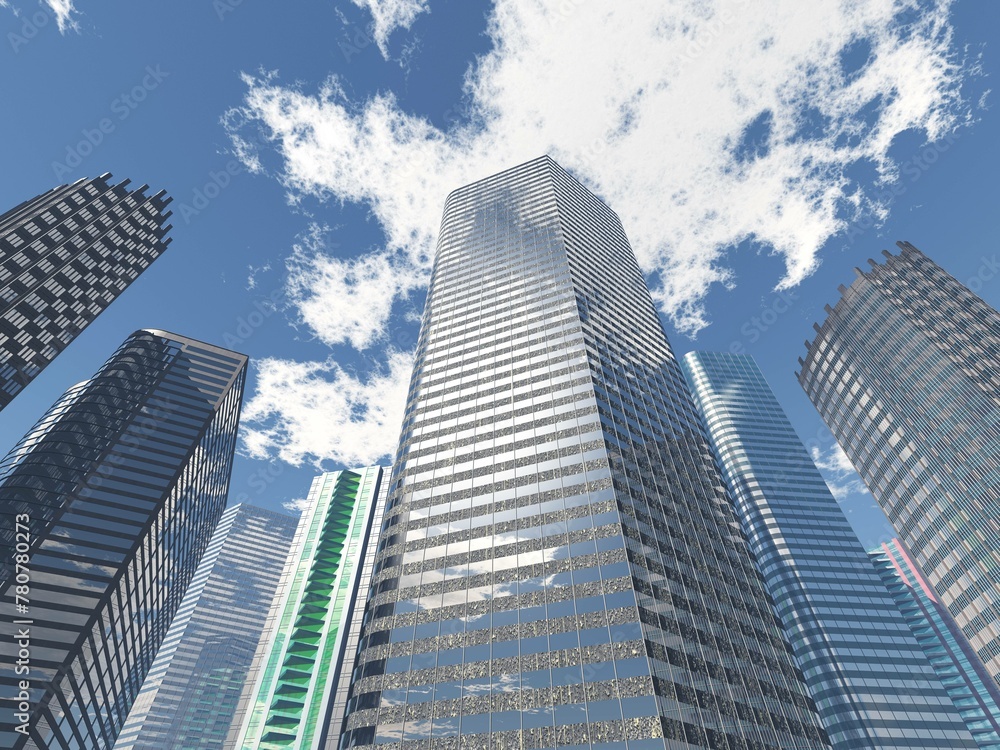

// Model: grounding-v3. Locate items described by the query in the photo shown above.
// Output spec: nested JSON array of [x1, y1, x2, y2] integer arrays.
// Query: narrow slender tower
[[798, 242, 1000, 686], [683, 350, 977, 749], [227, 466, 390, 750], [339, 157, 829, 750], [0, 175, 172, 409], [0, 329, 246, 750]]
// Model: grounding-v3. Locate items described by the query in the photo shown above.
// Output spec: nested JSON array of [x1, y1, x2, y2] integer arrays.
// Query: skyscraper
[[797, 241, 1000, 685], [324, 468, 390, 750], [227, 466, 389, 750], [870, 539, 1000, 749], [682, 350, 976, 749], [113, 504, 299, 750], [0, 329, 247, 750], [339, 156, 829, 750], [0, 174, 172, 409]]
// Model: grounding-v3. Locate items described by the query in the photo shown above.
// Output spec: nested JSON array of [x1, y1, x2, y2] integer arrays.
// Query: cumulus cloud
[[349, 0, 429, 57], [285, 225, 423, 350], [811, 443, 870, 501], [228, 0, 974, 465], [228, 0, 972, 335], [241, 350, 413, 467]]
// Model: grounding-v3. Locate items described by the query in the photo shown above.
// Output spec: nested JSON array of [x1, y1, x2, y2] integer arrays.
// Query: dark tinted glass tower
[[798, 242, 1000, 685], [113, 504, 298, 750], [0, 174, 172, 409], [683, 351, 976, 749], [870, 539, 1000, 749], [340, 157, 828, 750], [0, 329, 247, 750]]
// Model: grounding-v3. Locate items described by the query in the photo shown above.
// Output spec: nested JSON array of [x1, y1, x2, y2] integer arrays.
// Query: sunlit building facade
[[0, 329, 247, 750], [0, 174, 172, 409], [683, 350, 976, 749], [871, 539, 1000, 749], [798, 241, 1000, 685], [113, 504, 299, 750], [339, 156, 829, 750], [226, 467, 389, 750]]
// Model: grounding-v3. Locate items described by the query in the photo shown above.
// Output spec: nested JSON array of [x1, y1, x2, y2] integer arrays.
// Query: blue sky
[[0, 0, 996, 549]]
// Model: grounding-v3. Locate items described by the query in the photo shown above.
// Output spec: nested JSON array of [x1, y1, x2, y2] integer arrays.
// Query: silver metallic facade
[[683, 351, 976, 749], [871, 539, 1000, 749], [798, 241, 1000, 685], [113, 503, 298, 750], [0, 174, 172, 409], [340, 156, 828, 750], [0, 329, 246, 750]]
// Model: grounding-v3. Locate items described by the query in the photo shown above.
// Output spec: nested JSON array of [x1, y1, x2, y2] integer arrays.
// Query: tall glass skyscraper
[[871, 539, 1000, 749], [0, 174, 172, 409], [227, 466, 389, 750], [325, 468, 390, 750], [113, 503, 298, 750], [339, 156, 829, 750], [798, 241, 1000, 685], [0, 329, 247, 750], [682, 351, 976, 749]]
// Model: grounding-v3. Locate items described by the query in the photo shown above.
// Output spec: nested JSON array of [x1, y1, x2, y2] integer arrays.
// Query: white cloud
[[44, 0, 77, 32], [282, 497, 313, 514], [240, 350, 413, 468], [227, 0, 974, 465], [228, 0, 972, 336], [1, 0, 78, 32], [285, 225, 423, 350], [811, 443, 870, 500], [349, 0, 429, 57]]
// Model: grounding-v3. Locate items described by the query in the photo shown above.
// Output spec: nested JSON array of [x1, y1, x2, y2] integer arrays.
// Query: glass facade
[[340, 156, 829, 750], [0, 328, 247, 750], [112, 503, 298, 750], [0, 174, 172, 409], [227, 466, 388, 750], [682, 351, 976, 749], [798, 241, 1000, 685], [325, 469, 391, 750], [870, 539, 1000, 749]]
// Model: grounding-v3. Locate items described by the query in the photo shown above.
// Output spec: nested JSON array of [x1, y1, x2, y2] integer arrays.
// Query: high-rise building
[[113, 504, 299, 750], [870, 539, 1000, 749], [682, 350, 977, 749], [0, 329, 246, 750], [226, 466, 389, 750], [0, 174, 172, 409], [797, 241, 1000, 684], [323, 469, 390, 750], [339, 156, 829, 750]]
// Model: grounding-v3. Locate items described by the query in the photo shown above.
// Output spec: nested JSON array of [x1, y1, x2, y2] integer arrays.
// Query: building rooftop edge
[[443, 154, 561, 205], [134, 328, 249, 362]]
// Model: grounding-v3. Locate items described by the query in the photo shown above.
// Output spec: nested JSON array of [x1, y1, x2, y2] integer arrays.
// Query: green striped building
[[226, 466, 389, 750]]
